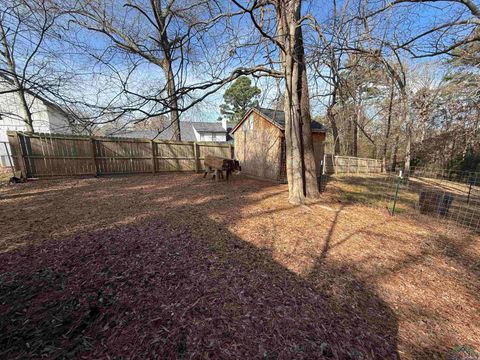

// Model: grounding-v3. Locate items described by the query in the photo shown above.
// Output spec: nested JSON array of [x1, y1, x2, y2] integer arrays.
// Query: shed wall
[[234, 112, 282, 180], [312, 132, 326, 175]]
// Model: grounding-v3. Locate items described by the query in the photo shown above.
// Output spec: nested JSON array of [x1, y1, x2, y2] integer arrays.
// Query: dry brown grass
[[0, 173, 479, 359]]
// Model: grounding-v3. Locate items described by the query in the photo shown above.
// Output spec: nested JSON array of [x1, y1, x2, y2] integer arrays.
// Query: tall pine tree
[[219, 76, 261, 124]]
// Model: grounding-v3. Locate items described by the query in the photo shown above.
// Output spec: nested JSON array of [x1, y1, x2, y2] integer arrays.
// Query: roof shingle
[[111, 123, 192, 141], [111, 121, 227, 141], [192, 122, 225, 132], [255, 107, 326, 132]]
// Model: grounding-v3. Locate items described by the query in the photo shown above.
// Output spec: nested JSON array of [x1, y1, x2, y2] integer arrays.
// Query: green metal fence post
[[391, 170, 403, 216]]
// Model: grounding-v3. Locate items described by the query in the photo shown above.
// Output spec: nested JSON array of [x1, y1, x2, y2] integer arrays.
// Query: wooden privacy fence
[[323, 154, 382, 174], [7, 131, 234, 178]]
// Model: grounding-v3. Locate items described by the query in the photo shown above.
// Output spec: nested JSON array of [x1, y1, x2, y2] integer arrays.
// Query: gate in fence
[[7, 131, 234, 178]]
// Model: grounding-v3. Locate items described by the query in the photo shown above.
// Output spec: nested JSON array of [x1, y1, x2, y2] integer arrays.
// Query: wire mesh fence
[[379, 167, 480, 232], [318, 165, 479, 232]]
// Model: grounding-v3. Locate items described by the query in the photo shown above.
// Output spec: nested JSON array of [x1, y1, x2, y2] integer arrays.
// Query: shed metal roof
[[231, 107, 327, 134]]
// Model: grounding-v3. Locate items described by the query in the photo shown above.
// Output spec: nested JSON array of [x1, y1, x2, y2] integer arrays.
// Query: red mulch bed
[[0, 174, 478, 359]]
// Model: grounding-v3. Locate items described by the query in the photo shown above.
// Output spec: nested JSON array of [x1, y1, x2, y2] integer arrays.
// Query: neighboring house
[[114, 119, 233, 142], [0, 75, 75, 166], [192, 120, 231, 142], [231, 107, 327, 182]]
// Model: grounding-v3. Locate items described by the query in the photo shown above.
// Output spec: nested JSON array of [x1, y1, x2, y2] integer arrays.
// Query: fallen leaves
[[0, 173, 478, 359]]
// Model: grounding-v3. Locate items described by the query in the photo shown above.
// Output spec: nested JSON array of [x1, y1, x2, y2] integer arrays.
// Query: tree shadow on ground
[[0, 174, 399, 359]]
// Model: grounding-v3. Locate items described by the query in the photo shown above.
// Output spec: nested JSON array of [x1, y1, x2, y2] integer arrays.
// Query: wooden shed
[[231, 107, 327, 182]]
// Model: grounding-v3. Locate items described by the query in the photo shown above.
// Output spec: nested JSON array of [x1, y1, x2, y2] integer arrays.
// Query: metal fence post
[[391, 170, 403, 216], [467, 180, 473, 205]]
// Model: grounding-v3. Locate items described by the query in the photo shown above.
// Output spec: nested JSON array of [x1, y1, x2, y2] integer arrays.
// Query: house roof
[[0, 72, 73, 119], [192, 122, 226, 132], [111, 123, 195, 141], [231, 107, 327, 134], [112, 121, 228, 141]]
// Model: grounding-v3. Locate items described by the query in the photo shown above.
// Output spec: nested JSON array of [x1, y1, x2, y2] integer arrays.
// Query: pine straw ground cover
[[0, 174, 478, 359]]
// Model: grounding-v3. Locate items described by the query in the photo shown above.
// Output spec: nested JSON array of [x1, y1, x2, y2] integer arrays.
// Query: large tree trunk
[[327, 108, 341, 155], [165, 62, 181, 140], [153, 0, 181, 141], [402, 94, 412, 173], [404, 124, 412, 172], [353, 92, 361, 157], [391, 134, 399, 172], [278, 0, 319, 204], [353, 117, 358, 157], [347, 117, 353, 156], [382, 83, 395, 172], [16, 90, 33, 133], [0, 18, 34, 132]]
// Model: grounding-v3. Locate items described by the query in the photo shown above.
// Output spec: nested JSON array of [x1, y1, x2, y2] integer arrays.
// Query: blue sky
[[5, 0, 476, 125]]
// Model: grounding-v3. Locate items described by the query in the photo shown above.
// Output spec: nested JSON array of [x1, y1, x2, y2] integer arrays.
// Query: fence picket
[[7, 131, 233, 178], [323, 154, 382, 174]]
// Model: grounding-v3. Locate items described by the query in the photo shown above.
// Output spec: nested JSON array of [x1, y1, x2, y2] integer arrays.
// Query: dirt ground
[[0, 173, 479, 359]]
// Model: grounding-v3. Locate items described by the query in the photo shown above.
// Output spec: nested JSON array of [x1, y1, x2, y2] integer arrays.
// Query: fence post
[[91, 138, 99, 176], [9, 132, 28, 178], [193, 142, 199, 173], [391, 170, 403, 216], [151, 140, 157, 174], [467, 181, 473, 205], [3, 142, 15, 177]]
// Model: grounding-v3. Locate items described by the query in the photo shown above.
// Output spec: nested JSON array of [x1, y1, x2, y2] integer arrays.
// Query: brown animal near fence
[[203, 155, 241, 181]]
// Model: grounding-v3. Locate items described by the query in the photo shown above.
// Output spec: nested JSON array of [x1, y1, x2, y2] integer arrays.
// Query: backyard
[[0, 173, 479, 359]]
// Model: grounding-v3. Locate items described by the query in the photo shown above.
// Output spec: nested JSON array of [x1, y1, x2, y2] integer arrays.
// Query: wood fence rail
[[7, 131, 234, 178], [323, 154, 382, 174]]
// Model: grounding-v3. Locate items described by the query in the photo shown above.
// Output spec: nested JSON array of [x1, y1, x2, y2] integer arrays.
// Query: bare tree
[[230, 0, 319, 203], [308, 0, 353, 156], [0, 0, 61, 132], [276, 0, 319, 202]]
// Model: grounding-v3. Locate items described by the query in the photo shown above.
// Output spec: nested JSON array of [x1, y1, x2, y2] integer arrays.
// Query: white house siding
[[191, 126, 227, 142], [192, 127, 201, 141], [199, 132, 228, 142], [47, 106, 72, 133], [0, 83, 71, 166]]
